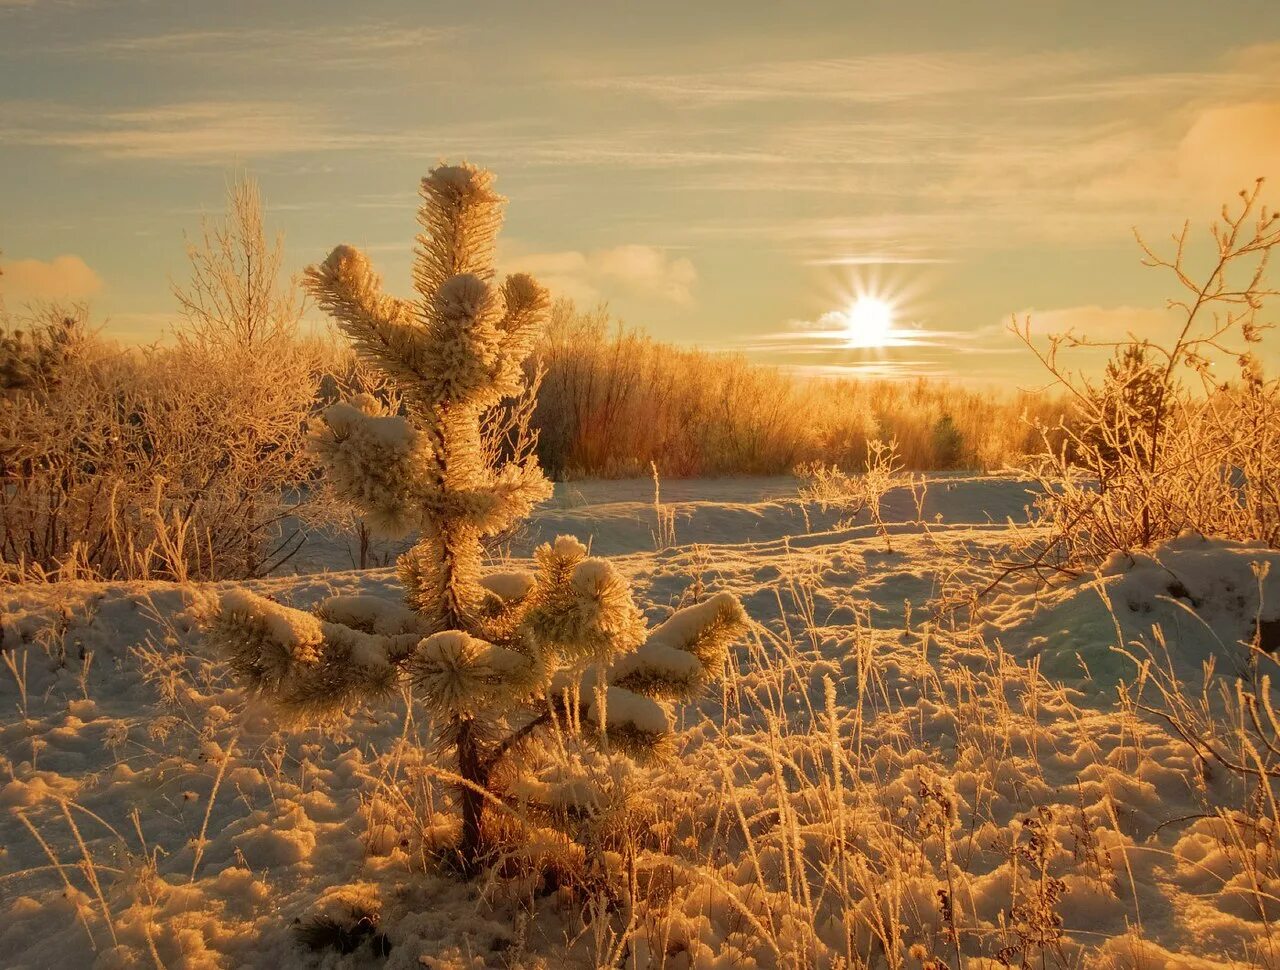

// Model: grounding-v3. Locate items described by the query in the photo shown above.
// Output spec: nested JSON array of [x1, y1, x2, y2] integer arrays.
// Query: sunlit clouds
[[0, 254, 102, 301], [742, 310, 958, 380], [0, 1, 1277, 379], [506, 245, 697, 306], [734, 268, 973, 379]]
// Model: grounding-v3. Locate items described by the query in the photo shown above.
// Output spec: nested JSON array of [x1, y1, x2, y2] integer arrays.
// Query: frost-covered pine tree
[[209, 163, 748, 872]]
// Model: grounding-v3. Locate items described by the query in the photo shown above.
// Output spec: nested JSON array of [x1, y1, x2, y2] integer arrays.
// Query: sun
[[843, 296, 894, 348]]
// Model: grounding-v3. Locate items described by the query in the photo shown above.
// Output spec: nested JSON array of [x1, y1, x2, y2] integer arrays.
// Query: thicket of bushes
[[0, 183, 326, 582], [533, 301, 1064, 478], [2, 284, 1055, 581]]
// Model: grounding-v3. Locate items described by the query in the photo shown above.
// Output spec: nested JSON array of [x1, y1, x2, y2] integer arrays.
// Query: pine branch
[[303, 247, 437, 407], [483, 708, 552, 776]]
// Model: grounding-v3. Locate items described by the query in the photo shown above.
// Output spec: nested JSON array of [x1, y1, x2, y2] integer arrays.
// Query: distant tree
[[162, 175, 321, 576], [931, 413, 964, 470], [210, 163, 749, 874], [1084, 341, 1167, 476], [0, 308, 83, 396]]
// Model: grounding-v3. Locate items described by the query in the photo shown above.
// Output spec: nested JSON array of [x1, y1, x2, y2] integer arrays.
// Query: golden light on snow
[[842, 296, 895, 348]]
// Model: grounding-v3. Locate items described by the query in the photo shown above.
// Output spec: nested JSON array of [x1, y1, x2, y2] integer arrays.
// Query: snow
[[407, 631, 533, 719], [221, 588, 322, 662], [645, 590, 742, 651], [1, 474, 1276, 967], [552, 533, 588, 559], [477, 569, 534, 603], [610, 639, 705, 686], [322, 398, 415, 449], [314, 593, 422, 635], [583, 684, 672, 736], [413, 630, 527, 678], [284, 472, 1035, 572], [985, 530, 1280, 689]]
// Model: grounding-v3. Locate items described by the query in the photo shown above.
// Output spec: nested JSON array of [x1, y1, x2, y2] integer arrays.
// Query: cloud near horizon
[[1009, 305, 1180, 343], [1, 254, 103, 302], [508, 245, 697, 306]]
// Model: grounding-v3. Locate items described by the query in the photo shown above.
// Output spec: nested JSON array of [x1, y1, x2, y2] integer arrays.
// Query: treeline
[[531, 301, 1064, 479]]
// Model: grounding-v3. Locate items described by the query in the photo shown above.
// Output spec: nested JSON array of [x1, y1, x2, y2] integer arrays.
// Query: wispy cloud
[[71, 23, 458, 65], [0, 99, 360, 161], [0, 101, 794, 169], [1019, 70, 1278, 105], [678, 210, 1054, 264], [1023, 41, 1280, 105], [582, 50, 1098, 107], [0, 0, 109, 16]]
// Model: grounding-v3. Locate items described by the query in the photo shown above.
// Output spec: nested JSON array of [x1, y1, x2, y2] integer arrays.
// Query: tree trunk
[[455, 717, 486, 874]]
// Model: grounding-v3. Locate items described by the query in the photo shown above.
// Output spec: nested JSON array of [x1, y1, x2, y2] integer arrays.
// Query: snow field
[[1, 475, 1277, 968]]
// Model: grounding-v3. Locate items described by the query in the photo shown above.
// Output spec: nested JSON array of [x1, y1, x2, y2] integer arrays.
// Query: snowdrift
[[989, 532, 1280, 690]]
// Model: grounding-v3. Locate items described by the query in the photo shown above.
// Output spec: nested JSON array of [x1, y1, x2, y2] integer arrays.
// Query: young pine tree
[[209, 163, 749, 873], [1081, 341, 1168, 487], [931, 413, 964, 470]]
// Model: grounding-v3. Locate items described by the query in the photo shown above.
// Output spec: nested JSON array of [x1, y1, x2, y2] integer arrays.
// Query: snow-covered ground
[[2, 475, 1278, 968]]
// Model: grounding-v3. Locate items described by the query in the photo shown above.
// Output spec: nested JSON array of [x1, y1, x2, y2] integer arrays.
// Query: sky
[[1, 0, 1279, 385]]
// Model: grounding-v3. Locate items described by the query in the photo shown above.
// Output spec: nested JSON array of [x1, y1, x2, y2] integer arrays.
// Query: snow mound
[[990, 532, 1280, 690]]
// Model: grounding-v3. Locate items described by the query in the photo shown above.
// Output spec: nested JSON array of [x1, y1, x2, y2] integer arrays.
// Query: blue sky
[[1, 0, 1278, 383]]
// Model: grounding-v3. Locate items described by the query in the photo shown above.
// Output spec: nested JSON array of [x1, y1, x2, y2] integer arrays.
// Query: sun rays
[[841, 295, 895, 348]]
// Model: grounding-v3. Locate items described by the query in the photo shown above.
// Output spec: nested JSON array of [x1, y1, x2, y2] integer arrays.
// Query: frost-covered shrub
[[0, 180, 321, 582], [796, 437, 905, 549], [1008, 182, 1280, 577], [209, 163, 749, 872]]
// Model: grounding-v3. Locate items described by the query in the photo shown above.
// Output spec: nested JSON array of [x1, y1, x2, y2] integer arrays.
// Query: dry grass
[[3, 521, 1276, 967], [533, 301, 1067, 480], [331, 555, 1275, 969]]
